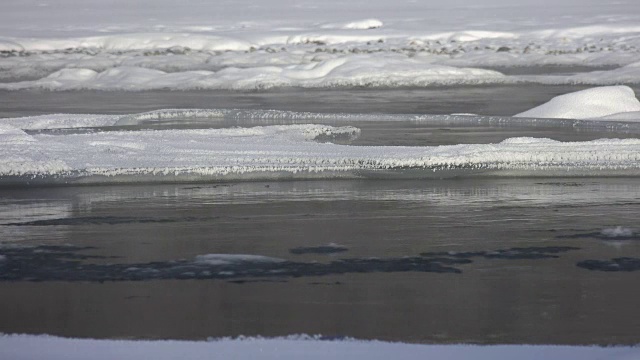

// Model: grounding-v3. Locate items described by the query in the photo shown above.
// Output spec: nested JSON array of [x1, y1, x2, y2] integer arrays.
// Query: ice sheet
[[3, 123, 640, 185]]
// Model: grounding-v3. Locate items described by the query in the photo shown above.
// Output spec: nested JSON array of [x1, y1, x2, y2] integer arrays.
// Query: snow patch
[[601, 227, 634, 239], [514, 86, 640, 119]]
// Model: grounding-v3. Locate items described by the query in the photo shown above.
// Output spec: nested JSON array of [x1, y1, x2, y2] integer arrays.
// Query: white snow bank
[[2, 1, 640, 88], [600, 227, 634, 239], [0, 55, 507, 91], [0, 334, 638, 360], [194, 254, 285, 266], [514, 86, 640, 119]]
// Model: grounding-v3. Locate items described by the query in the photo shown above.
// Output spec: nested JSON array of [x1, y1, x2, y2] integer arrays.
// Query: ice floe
[[2, 123, 640, 185]]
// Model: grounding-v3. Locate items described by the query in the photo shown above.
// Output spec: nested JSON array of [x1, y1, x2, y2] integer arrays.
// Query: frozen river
[[1, 85, 640, 345], [2, 1, 640, 358]]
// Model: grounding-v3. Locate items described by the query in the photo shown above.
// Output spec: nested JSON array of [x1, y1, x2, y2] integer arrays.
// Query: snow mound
[[514, 86, 640, 119], [194, 254, 285, 266], [0, 55, 506, 91]]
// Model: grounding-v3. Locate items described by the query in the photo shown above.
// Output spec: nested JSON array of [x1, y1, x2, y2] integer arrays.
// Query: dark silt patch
[[289, 244, 348, 255], [0, 245, 590, 283], [420, 246, 580, 260], [0, 245, 467, 283], [577, 258, 640, 272]]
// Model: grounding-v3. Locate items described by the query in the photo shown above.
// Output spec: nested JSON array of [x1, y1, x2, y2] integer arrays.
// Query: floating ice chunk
[[320, 19, 383, 30], [499, 137, 559, 145], [514, 86, 640, 119], [600, 226, 634, 239], [194, 254, 285, 266], [3, 124, 640, 184]]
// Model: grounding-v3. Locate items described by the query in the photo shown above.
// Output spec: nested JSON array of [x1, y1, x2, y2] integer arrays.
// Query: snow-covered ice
[[2, 123, 640, 185], [0, 84, 639, 185], [514, 86, 640, 119], [1, 0, 640, 90], [0, 57, 508, 91], [0, 334, 638, 360]]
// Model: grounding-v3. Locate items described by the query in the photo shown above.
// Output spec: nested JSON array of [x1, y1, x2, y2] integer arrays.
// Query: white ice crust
[[0, 334, 638, 360], [514, 86, 640, 119], [2, 122, 640, 184]]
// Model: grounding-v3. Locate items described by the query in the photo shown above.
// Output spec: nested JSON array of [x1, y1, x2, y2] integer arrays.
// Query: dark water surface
[[2, 84, 633, 118], [1, 179, 639, 344]]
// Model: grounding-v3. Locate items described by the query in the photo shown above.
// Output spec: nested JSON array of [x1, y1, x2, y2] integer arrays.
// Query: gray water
[[1, 85, 640, 345], [0, 179, 639, 344], [2, 84, 632, 118]]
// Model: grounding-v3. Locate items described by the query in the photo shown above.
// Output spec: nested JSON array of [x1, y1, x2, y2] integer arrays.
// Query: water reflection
[[0, 179, 639, 344]]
